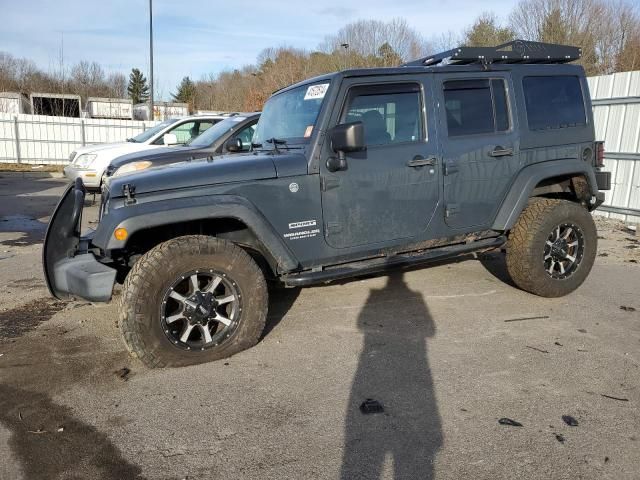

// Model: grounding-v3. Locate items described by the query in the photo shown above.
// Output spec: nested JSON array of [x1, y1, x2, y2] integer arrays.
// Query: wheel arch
[[492, 159, 598, 231], [98, 195, 300, 275]]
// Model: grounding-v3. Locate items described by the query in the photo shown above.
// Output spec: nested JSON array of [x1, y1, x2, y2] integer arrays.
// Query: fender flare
[[94, 195, 300, 272], [492, 159, 598, 231]]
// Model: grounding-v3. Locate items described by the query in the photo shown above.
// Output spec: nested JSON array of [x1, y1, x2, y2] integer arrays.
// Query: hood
[[109, 145, 202, 170], [72, 142, 124, 156], [74, 143, 165, 165], [108, 152, 305, 197]]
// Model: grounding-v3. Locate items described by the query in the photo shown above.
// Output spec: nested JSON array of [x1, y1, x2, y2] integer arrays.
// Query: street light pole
[[149, 0, 154, 120], [341, 43, 349, 71]]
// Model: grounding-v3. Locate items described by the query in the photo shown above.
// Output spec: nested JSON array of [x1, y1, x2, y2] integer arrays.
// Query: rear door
[[320, 76, 441, 249], [436, 73, 520, 229]]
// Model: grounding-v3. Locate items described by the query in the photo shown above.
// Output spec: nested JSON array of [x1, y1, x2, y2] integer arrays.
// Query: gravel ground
[[0, 176, 638, 480]]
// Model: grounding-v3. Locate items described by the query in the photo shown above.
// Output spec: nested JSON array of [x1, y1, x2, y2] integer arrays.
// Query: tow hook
[[123, 183, 136, 205]]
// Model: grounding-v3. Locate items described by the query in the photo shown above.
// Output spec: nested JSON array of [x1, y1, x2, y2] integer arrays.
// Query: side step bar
[[283, 235, 506, 287]]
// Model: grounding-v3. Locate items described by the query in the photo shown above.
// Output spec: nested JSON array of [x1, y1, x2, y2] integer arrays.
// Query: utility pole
[[149, 0, 154, 120]]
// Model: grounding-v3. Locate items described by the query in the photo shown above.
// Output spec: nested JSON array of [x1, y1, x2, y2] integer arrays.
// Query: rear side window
[[443, 79, 510, 137], [523, 76, 586, 131]]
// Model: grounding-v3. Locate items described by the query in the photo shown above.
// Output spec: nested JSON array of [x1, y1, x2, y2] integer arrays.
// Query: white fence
[[588, 71, 640, 223], [0, 113, 159, 165]]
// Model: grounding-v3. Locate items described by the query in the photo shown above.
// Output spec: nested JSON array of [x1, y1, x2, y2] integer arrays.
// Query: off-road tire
[[505, 198, 597, 297], [119, 235, 268, 368]]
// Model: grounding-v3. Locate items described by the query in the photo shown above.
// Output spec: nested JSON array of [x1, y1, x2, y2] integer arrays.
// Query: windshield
[[129, 119, 178, 143], [187, 116, 250, 148], [253, 81, 330, 146]]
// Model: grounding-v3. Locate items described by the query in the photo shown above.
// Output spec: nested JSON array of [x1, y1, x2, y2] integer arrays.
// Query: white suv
[[64, 115, 231, 190]]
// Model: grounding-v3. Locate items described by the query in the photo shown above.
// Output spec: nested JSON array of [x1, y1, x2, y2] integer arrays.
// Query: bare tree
[[510, 0, 640, 75], [71, 60, 107, 101], [106, 72, 127, 98], [321, 18, 429, 62]]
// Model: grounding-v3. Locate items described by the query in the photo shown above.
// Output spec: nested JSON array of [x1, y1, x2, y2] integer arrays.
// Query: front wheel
[[505, 198, 597, 297], [119, 235, 268, 367]]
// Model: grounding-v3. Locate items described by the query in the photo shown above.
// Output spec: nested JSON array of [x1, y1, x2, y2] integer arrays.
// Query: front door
[[320, 78, 440, 249], [436, 74, 520, 229]]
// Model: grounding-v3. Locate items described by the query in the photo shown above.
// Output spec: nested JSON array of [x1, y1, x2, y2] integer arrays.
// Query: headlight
[[113, 161, 153, 177], [69, 151, 77, 161], [74, 154, 97, 168]]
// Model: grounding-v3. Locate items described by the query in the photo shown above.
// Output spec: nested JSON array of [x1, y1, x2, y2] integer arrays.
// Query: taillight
[[595, 141, 605, 168]]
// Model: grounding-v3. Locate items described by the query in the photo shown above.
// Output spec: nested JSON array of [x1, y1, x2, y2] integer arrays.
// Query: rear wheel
[[505, 198, 597, 297], [119, 235, 268, 367]]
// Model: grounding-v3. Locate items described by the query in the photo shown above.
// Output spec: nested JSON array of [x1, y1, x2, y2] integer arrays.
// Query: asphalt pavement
[[0, 174, 638, 480]]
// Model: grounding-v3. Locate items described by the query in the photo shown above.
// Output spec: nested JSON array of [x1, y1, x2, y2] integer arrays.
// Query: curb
[[0, 171, 65, 179]]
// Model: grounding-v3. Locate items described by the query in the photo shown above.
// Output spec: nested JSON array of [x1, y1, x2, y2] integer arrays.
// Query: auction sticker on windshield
[[304, 83, 329, 100]]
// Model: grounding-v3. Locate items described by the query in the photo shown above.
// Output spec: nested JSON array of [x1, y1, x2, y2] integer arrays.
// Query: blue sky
[[0, 0, 518, 99]]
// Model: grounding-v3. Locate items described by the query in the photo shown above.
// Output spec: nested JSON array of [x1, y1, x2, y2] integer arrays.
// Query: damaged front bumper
[[43, 178, 116, 302]]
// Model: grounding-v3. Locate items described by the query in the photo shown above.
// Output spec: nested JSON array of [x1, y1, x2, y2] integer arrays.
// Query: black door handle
[[488, 146, 514, 157], [407, 156, 437, 167]]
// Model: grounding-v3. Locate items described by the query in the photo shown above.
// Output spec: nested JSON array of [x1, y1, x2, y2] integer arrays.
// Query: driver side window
[[340, 83, 424, 147]]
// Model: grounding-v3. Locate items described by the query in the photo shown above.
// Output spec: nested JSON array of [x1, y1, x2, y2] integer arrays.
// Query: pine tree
[[463, 13, 515, 47], [172, 76, 196, 111], [377, 43, 402, 67], [127, 68, 149, 105]]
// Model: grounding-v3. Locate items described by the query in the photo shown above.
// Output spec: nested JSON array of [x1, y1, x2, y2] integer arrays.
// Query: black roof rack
[[402, 40, 582, 67]]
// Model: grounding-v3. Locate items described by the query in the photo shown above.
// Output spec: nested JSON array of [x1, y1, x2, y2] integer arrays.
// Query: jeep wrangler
[[44, 40, 611, 367]]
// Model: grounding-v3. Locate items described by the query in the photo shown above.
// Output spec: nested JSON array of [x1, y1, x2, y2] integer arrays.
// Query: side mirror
[[163, 133, 178, 145], [326, 121, 365, 172], [225, 137, 243, 153], [329, 121, 365, 153]]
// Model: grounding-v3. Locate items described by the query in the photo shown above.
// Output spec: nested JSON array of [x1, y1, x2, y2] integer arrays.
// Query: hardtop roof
[[275, 62, 585, 96]]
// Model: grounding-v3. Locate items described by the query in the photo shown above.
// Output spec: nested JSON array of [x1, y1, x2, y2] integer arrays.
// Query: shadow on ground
[[0, 385, 144, 480], [477, 251, 517, 288], [341, 272, 443, 479], [0, 297, 139, 478]]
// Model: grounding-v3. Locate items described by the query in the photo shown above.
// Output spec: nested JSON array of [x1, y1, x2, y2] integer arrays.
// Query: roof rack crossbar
[[402, 40, 582, 67]]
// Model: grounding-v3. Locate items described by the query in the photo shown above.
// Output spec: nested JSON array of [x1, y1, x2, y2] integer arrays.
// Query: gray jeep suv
[[44, 40, 611, 367]]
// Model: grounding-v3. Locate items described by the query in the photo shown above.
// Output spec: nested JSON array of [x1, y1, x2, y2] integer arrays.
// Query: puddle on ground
[[0, 215, 47, 246], [0, 215, 46, 231]]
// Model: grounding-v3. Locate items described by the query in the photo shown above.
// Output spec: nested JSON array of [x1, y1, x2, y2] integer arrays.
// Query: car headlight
[[113, 161, 153, 177], [74, 154, 97, 168]]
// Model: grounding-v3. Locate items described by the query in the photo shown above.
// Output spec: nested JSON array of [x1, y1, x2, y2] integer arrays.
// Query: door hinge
[[326, 222, 342, 234], [321, 176, 341, 191], [445, 204, 460, 217], [444, 160, 459, 176], [123, 183, 136, 205]]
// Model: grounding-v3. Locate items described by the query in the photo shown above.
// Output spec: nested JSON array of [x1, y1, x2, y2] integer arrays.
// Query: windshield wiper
[[126, 138, 137, 143], [264, 137, 305, 152]]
